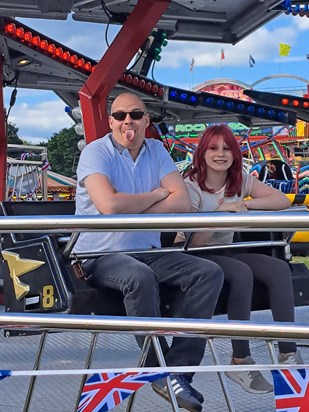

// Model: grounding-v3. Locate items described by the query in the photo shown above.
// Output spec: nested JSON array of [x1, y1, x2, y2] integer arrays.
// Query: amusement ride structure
[[0, 1, 308, 411]]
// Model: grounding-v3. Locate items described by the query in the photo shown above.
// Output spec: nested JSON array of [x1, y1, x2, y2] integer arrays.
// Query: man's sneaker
[[186, 374, 204, 404], [152, 373, 202, 412], [225, 355, 273, 394], [278, 350, 304, 365]]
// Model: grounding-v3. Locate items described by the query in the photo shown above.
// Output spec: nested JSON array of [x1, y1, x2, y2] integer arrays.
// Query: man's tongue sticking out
[[125, 129, 135, 141]]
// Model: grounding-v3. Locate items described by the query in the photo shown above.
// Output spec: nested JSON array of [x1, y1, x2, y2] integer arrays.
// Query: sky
[[3, 12, 309, 144]]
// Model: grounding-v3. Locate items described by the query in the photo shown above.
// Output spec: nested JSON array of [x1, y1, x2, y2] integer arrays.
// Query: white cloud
[[8, 100, 74, 142], [292, 15, 309, 31]]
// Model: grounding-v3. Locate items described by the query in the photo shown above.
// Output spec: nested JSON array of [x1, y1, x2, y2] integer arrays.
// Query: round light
[[24, 31, 32, 43], [268, 110, 275, 118], [84, 62, 92, 72], [145, 82, 153, 92], [40, 40, 48, 50], [77, 58, 85, 68], [247, 105, 255, 114], [180, 93, 188, 101], [17, 58, 31, 67], [32, 35, 41, 47], [278, 112, 287, 121], [226, 102, 234, 110], [205, 97, 214, 105], [292, 100, 299, 107], [72, 107, 82, 120], [132, 76, 139, 86], [47, 43, 56, 54], [77, 139, 86, 151], [190, 95, 198, 104], [170, 90, 178, 98], [55, 47, 63, 58], [303, 101, 309, 109], [16, 27, 25, 39], [281, 98, 289, 105], [237, 104, 245, 111], [216, 99, 224, 108], [257, 107, 265, 116], [70, 54, 78, 65], [125, 74, 133, 84], [158, 87, 165, 97], [74, 123, 84, 136], [62, 51, 71, 61], [139, 79, 146, 89], [152, 84, 159, 94], [6, 23, 16, 34]]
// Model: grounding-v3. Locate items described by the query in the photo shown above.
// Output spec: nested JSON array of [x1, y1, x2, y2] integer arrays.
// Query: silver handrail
[[0, 209, 308, 233], [0, 313, 308, 341]]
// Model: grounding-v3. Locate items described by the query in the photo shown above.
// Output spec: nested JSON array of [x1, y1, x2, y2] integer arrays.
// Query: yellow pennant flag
[[279, 43, 291, 57]]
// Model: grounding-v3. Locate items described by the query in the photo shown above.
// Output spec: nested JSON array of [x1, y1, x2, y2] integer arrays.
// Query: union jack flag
[[271, 368, 309, 411], [0, 370, 11, 380], [77, 371, 168, 412]]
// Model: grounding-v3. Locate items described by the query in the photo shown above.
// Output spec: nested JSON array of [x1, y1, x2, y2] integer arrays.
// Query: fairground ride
[[0, 0, 308, 205], [0, 1, 307, 230], [0, 4, 308, 411]]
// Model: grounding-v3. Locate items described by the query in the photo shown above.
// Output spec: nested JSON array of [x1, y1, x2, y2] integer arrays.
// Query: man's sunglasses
[[111, 111, 146, 121]]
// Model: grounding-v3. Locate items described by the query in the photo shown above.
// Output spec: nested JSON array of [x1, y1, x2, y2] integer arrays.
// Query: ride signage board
[[167, 80, 307, 138], [172, 122, 274, 136]]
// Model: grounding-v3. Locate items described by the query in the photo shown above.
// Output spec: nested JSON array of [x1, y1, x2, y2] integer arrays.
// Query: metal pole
[[0, 210, 307, 233]]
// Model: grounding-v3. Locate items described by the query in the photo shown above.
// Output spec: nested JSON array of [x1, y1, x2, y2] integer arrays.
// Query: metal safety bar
[[0, 209, 307, 233], [69, 240, 290, 261], [0, 313, 309, 412], [1, 313, 309, 340]]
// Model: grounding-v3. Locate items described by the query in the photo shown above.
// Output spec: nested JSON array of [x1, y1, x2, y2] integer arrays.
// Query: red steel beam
[[79, 0, 171, 143], [0, 55, 6, 200]]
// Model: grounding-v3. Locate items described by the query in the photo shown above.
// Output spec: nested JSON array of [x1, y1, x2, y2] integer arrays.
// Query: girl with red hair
[[175, 124, 302, 395]]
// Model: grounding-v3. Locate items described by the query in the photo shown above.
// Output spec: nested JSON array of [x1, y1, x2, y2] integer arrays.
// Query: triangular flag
[[279, 43, 291, 57], [189, 58, 195, 71], [0, 370, 11, 380], [249, 55, 255, 67]]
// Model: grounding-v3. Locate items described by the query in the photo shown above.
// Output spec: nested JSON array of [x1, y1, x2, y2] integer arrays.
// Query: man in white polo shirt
[[73, 92, 224, 412]]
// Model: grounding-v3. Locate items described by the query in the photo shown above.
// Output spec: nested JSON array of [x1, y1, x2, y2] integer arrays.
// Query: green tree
[[47, 126, 81, 177], [7, 122, 23, 144]]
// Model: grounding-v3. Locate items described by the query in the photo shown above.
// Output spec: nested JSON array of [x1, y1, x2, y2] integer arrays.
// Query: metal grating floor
[[0, 306, 308, 412]]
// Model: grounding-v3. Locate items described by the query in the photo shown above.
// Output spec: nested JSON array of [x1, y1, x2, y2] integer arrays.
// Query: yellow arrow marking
[[2, 251, 45, 301]]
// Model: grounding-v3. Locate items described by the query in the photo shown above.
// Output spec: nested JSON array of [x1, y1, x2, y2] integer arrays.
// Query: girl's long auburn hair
[[188, 124, 243, 196]]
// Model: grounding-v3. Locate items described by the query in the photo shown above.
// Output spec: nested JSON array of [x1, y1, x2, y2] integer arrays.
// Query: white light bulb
[[77, 139, 86, 151], [74, 123, 84, 136], [72, 107, 82, 120]]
